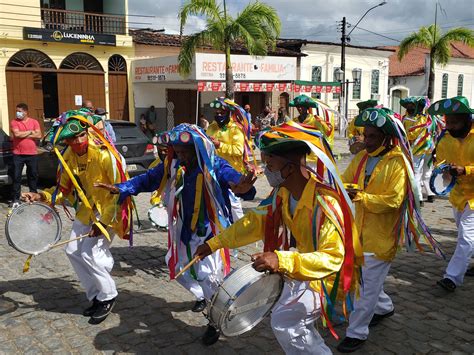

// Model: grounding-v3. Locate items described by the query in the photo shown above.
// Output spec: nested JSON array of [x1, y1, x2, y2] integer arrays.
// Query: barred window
[[311, 66, 322, 99], [371, 70, 379, 94], [333, 67, 341, 100], [441, 73, 448, 99], [352, 75, 361, 100], [457, 74, 464, 96]]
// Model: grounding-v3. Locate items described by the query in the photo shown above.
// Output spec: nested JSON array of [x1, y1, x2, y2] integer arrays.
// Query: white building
[[385, 43, 474, 114], [298, 41, 394, 119]]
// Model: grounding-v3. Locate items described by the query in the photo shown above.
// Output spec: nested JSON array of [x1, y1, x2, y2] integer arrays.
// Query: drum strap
[[353, 154, 369, 184]]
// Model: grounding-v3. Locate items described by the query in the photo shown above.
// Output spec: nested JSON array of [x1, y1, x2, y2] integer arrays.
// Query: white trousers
[[414, 155, 434, 201], [444, 204, 474, 286], [168, 234, 222, 301], [270, 280, 332, 355], [346, 255, 393, 340], [229, 191, 244, 257], [65, 219, 117, 302]]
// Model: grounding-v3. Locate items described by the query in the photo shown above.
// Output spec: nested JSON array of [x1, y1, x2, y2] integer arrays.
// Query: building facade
[[386, 43, 474, 114], [0, 0, 134, 133]]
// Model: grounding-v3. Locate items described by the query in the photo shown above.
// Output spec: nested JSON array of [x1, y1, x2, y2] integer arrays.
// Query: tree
[[398, 25, 474, 100], [178, 0, 281, 99]]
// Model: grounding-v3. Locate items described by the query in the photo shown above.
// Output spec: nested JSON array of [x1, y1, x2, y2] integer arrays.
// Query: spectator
[[145, 105, 158, 135], [257, 105, 275, 129], [94, 108, 116, 143], [199, 114, 209, 131], [244, 104, 252, 123], [82, 99, 94, 112], [10, 103, 42, 208], [139, 113, 148, 136], [277, 107, 290, 125]]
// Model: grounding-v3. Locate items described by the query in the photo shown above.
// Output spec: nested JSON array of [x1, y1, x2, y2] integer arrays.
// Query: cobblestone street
[[0, 142, 473, 354]]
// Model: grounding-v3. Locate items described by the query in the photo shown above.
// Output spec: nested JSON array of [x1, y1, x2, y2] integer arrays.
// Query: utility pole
[[339, 17, 347, 116]]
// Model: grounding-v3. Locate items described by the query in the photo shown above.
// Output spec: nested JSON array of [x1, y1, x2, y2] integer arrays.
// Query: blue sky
[[129, 0, 474, 46]]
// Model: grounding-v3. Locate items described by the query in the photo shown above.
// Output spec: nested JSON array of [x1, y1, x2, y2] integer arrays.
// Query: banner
[[197, 82, 341, 93], [23, 27, 116, 46]]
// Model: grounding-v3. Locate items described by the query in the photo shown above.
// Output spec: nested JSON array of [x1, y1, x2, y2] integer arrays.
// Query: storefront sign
[[23, 27, 116, 46], [195, 53, 296, 81], [133, 56, 186, 83]]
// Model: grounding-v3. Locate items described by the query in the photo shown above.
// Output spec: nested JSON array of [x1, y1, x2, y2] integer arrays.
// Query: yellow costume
[[347, 118, 364, 139], [41, 141, 124, 237], [402, 113, 433, 156], [207, 120, 246, 173], [207, 175, 351, 293], [436, 127, 474, 211], [341, 146, 407, 261], [293, 113, 332, 144]]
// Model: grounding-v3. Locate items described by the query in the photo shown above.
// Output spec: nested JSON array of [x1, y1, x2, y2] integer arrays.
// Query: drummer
[[347, 100, 378, 154], [428, 96, 474, 292], [22, 110, 132, 325], [400, 96, 436, 204], [337, 107, 442, 352], [195, 123, 362, 353], [95, 123, 257, 345], [290, 94, 333, 145]]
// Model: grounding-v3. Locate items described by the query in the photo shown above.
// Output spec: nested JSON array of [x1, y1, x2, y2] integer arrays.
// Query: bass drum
[[207, 263, 283, 337]]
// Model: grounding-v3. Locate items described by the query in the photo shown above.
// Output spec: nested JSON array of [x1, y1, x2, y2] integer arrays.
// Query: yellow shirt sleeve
[[96, 150, 120, 226], [465, 166, 474, 175], [207, 207, 266, 252], [275, 217, 344, 281], [357, 157, 407, 213], [217, 125, 245, 159]]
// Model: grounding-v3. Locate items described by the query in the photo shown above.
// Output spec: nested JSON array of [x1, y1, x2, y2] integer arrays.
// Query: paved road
[[0, 151, 473, 354]]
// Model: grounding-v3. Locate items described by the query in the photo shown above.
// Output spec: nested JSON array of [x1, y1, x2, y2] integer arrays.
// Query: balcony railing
[[41, 8, 126, 35]]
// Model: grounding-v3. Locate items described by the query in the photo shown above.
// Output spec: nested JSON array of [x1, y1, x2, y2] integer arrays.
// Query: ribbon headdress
[[355, 107, 445, 259], [155, 123, 232, 278]]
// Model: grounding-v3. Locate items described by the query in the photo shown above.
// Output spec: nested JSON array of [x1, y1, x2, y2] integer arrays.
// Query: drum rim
[[430, 164, 456, 196], [210, 263, 284, 337], [5, 202, 62, 255]]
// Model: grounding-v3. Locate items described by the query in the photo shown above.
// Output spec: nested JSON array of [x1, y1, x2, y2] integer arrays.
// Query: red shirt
[[11, 118, 40, 155]]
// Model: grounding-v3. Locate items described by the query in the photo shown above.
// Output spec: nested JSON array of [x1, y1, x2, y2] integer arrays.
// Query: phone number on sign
[[219, 73, 246, 79], [147, 75, 166, 81]]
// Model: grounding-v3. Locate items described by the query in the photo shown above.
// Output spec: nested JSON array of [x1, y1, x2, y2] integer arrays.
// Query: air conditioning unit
[[371, 93, 381, 100]]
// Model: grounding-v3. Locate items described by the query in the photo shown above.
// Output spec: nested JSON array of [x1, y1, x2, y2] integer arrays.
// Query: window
[[457, 74, 464, 96], [311, 66, 322, 99], [371, 70, 379, 95], [352, 74, 361, 100], [333, 67, 341, 100], [441, 73, 448, 98]]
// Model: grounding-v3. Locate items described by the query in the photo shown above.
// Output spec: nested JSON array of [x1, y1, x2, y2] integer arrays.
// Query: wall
[[300, 43, 392, 113], [104, 0, 125, 15], [433, 58, 474, 102]]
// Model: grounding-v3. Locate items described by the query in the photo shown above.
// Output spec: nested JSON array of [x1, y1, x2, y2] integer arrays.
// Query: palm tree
[[178, 0, 281, 99], [398, 25, 474, 100]]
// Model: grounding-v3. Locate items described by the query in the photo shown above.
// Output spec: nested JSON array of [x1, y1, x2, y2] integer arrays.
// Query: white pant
[[65, 219, 117, 302], [229, 192, 244, 257], [346, 255, 393, 340], [169, 234, 222, 301], [444, 204, 474, 286], [414, 155, 434, 201], [270, 280, 332, 355]]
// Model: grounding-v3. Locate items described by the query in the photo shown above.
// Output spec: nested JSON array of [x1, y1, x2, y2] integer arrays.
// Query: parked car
[[0, 129, 13, 186], [38, 120, 156, 182]]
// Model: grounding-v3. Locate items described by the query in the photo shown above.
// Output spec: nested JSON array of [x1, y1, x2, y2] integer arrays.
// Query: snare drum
[[148, 204, 168, 229], [349, 137, 365, 154], [207, 263, 283, 337]]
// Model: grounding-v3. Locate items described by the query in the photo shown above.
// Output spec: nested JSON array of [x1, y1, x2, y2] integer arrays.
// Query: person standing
[[347, 100, 378, 154], [10, 103, 42, 208], [244, 104, 252, 124], [276, 107, 290, 125], [94, 108, 116, 143], [429, 96, 474, 292], [198, 114, 209, 131], [400, 96, 436, 204], [145, 105, 158, 135], [290, 95, 332, 142]]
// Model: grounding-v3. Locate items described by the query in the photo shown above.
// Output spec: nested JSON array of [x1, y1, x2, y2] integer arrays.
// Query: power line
[[352, 26, 401, 43]]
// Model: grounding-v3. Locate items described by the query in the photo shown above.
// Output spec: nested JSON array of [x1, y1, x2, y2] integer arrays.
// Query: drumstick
[[48, 234, 90, 250], [175, 255, 200, 279]]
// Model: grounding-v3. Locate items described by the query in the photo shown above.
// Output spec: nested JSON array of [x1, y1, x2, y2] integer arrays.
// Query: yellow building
[[0, 0, 135, 133]]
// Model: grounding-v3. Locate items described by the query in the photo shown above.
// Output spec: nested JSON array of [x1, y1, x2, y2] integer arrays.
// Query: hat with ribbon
[[428, 96, 474, 116], [356, 99, 378, 112], [46, 110, 101, 144], [289, 94, 319, 108], [354, 107, 400, 136]]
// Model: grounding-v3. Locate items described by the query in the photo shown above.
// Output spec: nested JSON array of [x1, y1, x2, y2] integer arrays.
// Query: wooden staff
[[175, 256, 200, 279], [48, 234, 90, 250]]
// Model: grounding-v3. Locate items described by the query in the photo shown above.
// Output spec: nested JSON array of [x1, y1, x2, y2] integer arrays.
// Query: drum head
[[210, 263, 283, 337], [148, 205, 168, 228], [5, 203, 62, 255], [430, 167, 455, 196]]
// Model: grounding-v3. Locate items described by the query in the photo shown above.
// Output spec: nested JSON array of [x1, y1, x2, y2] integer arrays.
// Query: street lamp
[[339, 2, 387, 118]]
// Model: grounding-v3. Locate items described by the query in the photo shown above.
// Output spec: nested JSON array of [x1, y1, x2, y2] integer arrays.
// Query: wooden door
[[167, 89, 197, 125], [109, 73, 129, 120], [57, 72, 105, 113], [6, 70, 45, 132]]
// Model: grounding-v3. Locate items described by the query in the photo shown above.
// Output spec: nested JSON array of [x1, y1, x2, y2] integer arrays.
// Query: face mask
[[214, 114, 228, 124], [406, 108, 415, 115], [69, 139, 88, 155], [16, 111, 25, 120], [263, 165, 286, 187], [367, 137, 389, 157], [449, 127, 470, 138]]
